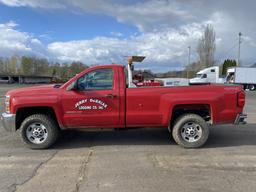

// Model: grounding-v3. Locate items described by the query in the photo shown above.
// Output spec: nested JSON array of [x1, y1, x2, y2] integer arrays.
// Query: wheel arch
[[15, 106, 60, 130], [169, 104, 212, 128]]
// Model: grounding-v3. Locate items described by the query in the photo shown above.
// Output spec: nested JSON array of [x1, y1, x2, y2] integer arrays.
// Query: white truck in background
[[189, 66, 225, 84], [226, 67, 256, 91], [155, 78, 189, 87]]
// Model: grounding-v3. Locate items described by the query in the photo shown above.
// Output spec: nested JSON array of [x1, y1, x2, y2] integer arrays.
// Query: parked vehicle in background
[[132, 73, 162, 87], [156, 78, 189, 87], [189, 66, 225, 84], [226, 67, 256, 91], [134, 80, 162, 87]]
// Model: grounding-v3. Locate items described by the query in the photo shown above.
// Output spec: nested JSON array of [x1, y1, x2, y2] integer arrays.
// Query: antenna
[[237, 32, 242, 66], [187, 46, 191, 78]]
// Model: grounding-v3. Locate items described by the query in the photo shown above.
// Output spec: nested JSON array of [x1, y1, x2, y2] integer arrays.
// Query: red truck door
[[61, 67, 120, 128]]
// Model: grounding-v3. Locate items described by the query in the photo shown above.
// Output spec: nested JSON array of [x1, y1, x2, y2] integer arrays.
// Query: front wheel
[[20, 114, 59, 149], [172, 114, 209, 148]]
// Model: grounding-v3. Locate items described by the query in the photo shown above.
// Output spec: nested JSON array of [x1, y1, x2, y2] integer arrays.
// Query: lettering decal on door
[[75, 99, 108, 110]]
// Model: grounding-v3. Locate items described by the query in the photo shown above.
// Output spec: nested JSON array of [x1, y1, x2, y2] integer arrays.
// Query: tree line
[[0, 56, 89, 82]]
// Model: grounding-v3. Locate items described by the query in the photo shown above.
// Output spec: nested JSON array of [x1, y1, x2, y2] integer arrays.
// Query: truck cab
[[190, 66, 223, 84]]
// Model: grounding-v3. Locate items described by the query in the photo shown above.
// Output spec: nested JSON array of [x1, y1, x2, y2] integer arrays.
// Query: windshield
[[196, 74, 207, 78]]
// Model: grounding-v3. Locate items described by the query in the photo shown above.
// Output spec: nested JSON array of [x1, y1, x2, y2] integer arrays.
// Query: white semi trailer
[[226, 67, 256, 91]]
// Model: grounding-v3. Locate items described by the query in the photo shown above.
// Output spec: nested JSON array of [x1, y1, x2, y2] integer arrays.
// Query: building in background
[[0, 74, 52, 84]]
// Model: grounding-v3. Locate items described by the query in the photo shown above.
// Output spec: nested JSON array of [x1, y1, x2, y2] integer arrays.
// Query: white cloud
[[0, 0, 65, 9], [0, 0, 26, 7], [110, 32, 123, 37], [1, 0, 256, 70], [47, 22, 206, 71], [0, 21, 46, 57], [0, 0, 209, 31], [45, 6, 256, 70], [69, 0, 193, 32]]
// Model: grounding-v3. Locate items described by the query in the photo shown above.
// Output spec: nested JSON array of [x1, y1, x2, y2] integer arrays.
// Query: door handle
[[105, 94, 117, 99]]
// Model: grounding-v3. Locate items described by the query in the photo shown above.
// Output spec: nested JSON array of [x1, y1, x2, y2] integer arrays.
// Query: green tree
[[221, 59, 237, 76], [21, 56, 33, 75], [70, 62, 88, 76], [35, 58, 49, 76], [0, 57, 4, 74], [197, 24, 216, 68]]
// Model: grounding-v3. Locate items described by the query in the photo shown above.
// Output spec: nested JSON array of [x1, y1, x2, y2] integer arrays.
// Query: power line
[[218, 41, 239, 61], [218, 32, 243, 65]]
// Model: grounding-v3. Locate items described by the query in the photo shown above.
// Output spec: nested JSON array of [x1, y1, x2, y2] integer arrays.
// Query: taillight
[[237, 91, 245, 107]]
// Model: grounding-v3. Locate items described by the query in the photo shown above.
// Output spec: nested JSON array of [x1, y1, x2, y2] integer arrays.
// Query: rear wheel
[[20, 114, 59, 149], [172, 114, 209, 148]]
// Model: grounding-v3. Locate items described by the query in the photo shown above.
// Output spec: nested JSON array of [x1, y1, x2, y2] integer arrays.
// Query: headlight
[[5, 95, 10, 113]]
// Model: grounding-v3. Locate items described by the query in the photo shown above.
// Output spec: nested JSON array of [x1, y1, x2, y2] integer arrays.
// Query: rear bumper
[[0, 113, 16, 132], [234, 113, 247, 125]]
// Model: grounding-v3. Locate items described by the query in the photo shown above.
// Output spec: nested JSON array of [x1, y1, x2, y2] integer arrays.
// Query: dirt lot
[[0, 84, 256, 192]]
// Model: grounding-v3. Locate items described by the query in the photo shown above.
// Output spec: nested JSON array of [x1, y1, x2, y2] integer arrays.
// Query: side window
[[202, 74, 207, 78], [77, 69, 113, 90], [211, 69, 215, 72]]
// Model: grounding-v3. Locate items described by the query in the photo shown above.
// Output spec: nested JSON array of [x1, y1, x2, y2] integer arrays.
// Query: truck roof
[[197, 66, 219, 74], [97, 64, 124, 67], [90, 64, 124, 70]]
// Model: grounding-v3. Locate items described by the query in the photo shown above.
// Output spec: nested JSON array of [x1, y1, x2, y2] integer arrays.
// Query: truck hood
[[189, 77, 206, 84], [6, 84, 60, 97]]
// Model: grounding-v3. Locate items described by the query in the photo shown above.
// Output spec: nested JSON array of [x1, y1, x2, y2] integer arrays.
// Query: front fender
[[11, 95, 65, 129]]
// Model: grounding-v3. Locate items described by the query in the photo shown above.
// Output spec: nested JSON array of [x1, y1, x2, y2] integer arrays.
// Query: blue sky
[[0, 0, 255, 72], [0, 4, 137, 43]]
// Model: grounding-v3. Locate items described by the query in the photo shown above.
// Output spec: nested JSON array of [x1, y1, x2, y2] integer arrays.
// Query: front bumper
[[234, 113, 247, 125], [0, 113, 16, 132]]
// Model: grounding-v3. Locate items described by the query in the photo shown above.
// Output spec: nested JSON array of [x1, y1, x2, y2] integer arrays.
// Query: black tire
[[20, 114, 59, 149], [172, 114, 209, 148], [249, 84, 256, 91]]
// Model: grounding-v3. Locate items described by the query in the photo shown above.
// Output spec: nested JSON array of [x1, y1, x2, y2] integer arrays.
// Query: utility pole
[[187, 46, 191, 78], [237, 32, 242, 66]]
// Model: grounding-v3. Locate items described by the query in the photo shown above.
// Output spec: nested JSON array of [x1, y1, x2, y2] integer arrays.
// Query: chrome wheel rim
[[26, 123, 48, 144], [181, 122, 202, 143]]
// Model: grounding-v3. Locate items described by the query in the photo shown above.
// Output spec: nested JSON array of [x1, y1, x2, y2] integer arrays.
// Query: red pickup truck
[[1, 64, 247, 149]]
